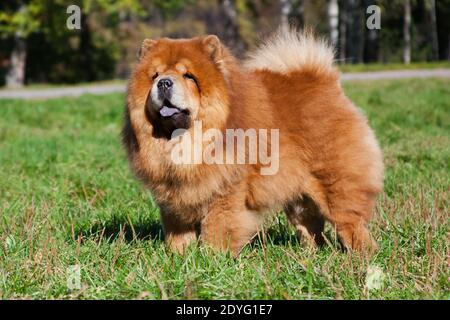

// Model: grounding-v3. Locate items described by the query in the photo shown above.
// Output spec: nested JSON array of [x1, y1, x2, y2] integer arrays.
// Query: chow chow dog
[[122, 30, 384, 255]]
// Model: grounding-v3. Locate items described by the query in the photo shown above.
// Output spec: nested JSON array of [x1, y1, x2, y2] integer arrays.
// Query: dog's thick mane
[[244, 29, 335, 77]]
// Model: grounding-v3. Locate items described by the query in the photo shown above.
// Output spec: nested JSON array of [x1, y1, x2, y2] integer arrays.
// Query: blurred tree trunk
[[280, 0, 305, 30], [403, 0, 411, 64], [6, 1, 27, 88], [280, 0, 292, 31], [293, 0, 305, 29], [347, 0, 363, 64], [6, 31, 26, 88], [221, 0, 245, 53], [339, 0, 347, 63], [428, 0, 439, 61], [79, 13, 95, 81], [327, 0, 339, 47], [448, 35, 450, 61], [365, 28, 379, 63]]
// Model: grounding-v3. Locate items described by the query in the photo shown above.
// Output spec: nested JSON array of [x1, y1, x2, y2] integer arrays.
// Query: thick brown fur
[[123, 30, 384, 255]]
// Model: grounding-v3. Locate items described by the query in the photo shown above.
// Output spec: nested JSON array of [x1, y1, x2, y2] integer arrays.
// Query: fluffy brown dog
[[122, 30, 384, 255]]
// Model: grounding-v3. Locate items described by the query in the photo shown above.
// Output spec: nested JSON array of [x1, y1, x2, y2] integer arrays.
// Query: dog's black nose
[[157, 78, 173, 90]]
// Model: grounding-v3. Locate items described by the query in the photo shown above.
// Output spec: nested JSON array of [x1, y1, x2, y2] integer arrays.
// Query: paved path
[[1, 69, 449, 100], [340, 68, 450, 81], [0, 83, 125, 100]]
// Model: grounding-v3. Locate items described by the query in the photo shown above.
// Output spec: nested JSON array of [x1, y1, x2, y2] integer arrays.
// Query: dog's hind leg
[[284, 196, 325, 248], [324, 190, 379, 252]]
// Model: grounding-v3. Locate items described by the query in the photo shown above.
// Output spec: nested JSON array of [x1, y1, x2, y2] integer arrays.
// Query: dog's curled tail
[[245, 29, 336, 77]]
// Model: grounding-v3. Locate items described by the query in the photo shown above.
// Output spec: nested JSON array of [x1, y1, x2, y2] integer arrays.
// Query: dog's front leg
[[200, 188, 262, 256], [161, 211, 198, 254]]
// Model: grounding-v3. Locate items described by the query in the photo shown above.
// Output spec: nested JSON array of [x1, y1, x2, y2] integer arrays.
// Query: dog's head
[[128, 36, 230, 139]]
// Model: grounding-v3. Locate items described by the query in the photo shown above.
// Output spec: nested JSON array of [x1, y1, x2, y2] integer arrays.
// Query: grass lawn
[[339, 61, 450, 73], [0, 78, 449, 300]]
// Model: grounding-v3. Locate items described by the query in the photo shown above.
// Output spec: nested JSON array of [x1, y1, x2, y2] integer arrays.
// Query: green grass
[[0, 78, 449, 300], [339, 61, 450, 73]]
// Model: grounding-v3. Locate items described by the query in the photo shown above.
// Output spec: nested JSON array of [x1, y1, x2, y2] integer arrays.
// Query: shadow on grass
[[249, 222, 341, 251], [73, 216, 299, 249], [72, 214, 339, 251], [73, 215, 164, 244], [249, 223, 301, 249]]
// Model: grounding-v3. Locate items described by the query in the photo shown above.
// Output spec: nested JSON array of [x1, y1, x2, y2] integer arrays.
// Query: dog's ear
[[202, 35, 223, 63], [137, 39, 157, 60]]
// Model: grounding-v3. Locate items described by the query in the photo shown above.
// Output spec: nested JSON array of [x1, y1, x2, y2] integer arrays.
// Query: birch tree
[[403, 0, 412, 64], [327, 0, 339, 47]]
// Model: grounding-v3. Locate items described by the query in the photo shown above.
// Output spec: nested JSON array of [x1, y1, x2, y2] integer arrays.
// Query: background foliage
[[0, 0, 449, 86]]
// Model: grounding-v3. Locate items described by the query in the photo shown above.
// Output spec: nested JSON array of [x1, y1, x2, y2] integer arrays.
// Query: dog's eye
[[152, 72, 159, 80], [183, 73, 198, 85]]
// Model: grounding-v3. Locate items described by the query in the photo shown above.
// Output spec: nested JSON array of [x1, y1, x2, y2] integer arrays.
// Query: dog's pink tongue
[[160, 106, 180, 117]]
